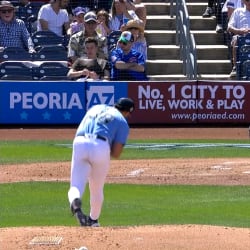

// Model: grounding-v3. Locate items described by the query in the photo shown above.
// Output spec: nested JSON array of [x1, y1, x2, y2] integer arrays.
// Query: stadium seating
[[107, 30, 122, 54], [31, 31, 65, 48], [32, 61, 69, 80], [0, 47, 32, 62], [32, 44, 68, 61], [236, 34, 250, 79], [0, 61, 33, 79]]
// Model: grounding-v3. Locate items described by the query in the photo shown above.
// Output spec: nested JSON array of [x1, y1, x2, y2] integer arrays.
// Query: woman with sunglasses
[[0, 1, 35, 53]]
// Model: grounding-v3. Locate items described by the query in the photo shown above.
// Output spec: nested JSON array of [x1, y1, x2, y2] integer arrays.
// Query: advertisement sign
[[0, 81, 86, 124], [128, 81, 250, 124], [196, 81, 249, 124], [86, 81, 128, 109], [1, 80, 250, 125]]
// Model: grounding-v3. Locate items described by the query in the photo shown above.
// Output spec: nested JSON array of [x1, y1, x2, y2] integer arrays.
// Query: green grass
[[0, 139, 250, 164], [0, 182, 249, 228], [1, 139, 249, 229]]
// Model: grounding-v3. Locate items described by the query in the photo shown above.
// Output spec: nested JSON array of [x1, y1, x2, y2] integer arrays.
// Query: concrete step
[[186, 3, 208, 16], [197, 74, 231, 80], [192, 30, 225, 45], [190, 16, 216, 30], [144, 2, 170, 15], [146, 15, 175, 30], [148, 74, 188, 81], [146, 59, 183, 75], [185, 0, 208, 3], [148, 45, 180, 59], [196, 45, 230, 60], [145, 30, 176, 45], [197, 60, 232, 74]]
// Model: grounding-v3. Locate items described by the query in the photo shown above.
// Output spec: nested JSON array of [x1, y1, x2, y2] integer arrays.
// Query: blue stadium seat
[[0, 47, 32, 61], [39, 75, 70, 81], [32, 44, 68, 61], [236, 34, 250, 79], [32, 61, 69, 80], [107, 30, 122, 53], [31, 31, 65, 47], [0, 61, 33, 79], [0, 74, 33, 80]]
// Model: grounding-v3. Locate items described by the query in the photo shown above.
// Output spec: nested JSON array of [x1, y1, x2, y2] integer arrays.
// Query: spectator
[[0, 0, 35, 52], [109, 0, 139, 32], [67, 36, 110, 81], [127, 0, 147, 28], [227, 0, 250, 78], [67, 6, 88, 36], [110, 31, 148, 80], [96, 9, 111, 37], [202, 0, 224, 33], [122, 19, 147, 60], [37, 0, 70, 36], [68, 11, 108, 63], [68, 0, 113, 13], [222, 0, 244, 18]]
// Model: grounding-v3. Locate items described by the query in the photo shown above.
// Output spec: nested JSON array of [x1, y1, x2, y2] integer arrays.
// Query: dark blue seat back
[[32, 31, 65, 47], [107, 30, 122, 54], [32, 61, 69, 80], [0, 61, 33, 79], [32, 44, 68, 61], [0, 47, 32, 61]]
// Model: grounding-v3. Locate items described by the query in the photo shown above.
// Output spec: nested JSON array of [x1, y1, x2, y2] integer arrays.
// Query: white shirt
[[228, 7, 250, 29], [37, 4, 69, 36]]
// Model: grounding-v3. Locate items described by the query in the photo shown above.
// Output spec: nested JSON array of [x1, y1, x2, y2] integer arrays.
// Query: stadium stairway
[[186, 0, 232, 79], [144, 0, 185, 80], [144, 0, 232, 80]]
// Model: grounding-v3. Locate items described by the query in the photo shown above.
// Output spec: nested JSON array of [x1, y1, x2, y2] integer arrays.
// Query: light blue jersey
[[76, 104, 129, 146]]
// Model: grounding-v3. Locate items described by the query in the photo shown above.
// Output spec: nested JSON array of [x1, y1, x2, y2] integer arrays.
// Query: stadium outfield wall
[[0, 80, 249, 125]]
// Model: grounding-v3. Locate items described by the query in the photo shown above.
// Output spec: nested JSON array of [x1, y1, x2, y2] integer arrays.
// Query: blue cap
[[73, 6, 87, 16]]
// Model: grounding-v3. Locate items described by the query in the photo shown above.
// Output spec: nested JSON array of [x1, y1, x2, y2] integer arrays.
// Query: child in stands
[[96, 9, 111, 37]]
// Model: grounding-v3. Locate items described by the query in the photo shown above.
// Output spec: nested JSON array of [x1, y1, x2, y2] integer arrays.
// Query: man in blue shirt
[[68, 97, 135, 227], [110, 30, 148, 81]]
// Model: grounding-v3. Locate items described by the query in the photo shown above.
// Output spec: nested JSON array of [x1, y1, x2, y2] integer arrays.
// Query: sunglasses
[[118, 40, 128, 45], [0, 9, 13, 14]]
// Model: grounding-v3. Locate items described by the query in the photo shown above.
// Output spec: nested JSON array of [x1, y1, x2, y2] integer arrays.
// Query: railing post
[[175, 0, 197, 80]]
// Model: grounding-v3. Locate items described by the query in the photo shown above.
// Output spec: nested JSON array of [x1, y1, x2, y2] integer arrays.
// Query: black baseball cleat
[[75, 210, 88, 226], [71, 198, 88, 226], [87, 216, 100, 227]]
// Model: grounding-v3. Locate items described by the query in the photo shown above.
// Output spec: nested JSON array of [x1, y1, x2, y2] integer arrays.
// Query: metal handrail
[[171, 0, 197, 79]]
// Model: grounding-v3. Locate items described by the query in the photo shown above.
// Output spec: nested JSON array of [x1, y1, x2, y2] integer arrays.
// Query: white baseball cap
[[118, 31, 134, 43]]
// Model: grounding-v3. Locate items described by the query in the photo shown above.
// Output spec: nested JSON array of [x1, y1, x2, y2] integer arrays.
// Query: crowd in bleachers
[[0, 0, 148, 81], [201, 0, 250, 80]]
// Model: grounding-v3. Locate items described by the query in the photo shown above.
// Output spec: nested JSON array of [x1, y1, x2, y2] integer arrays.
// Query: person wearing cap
[[68, 97, 134, 227], [68, 11, 108, 63], [37, 0, 70, 36], [110, 30, 148, 81], [67, 36, 110, 81], [67, 6, 88, 36], [122, 19, 147, 60], [0, 0, 35, 53]]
